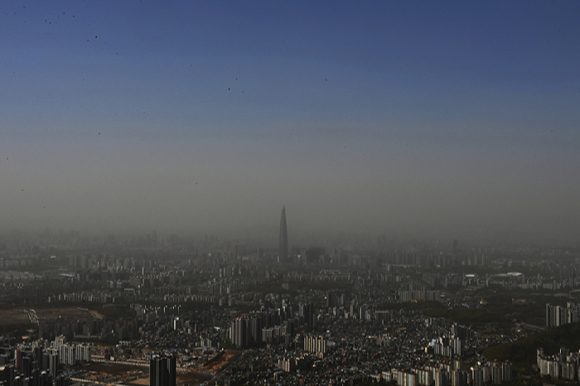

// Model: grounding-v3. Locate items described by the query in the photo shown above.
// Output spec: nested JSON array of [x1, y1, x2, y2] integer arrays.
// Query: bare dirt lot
[[81, 363, 212, 385], [203, 350, 238, 372], [176, 372, 213, 385]]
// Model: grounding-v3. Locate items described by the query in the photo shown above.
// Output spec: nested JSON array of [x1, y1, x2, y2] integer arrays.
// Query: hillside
[[483, 323, 580, 366]]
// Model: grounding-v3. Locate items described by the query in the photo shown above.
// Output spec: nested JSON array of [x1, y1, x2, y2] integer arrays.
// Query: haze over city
[[1, 1, 579, 243]]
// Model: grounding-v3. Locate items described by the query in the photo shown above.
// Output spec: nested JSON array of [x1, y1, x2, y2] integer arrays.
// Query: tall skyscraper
[[299, 302, 315, 330], [149, 355, 176, 386], [279, 206, 288, 262]]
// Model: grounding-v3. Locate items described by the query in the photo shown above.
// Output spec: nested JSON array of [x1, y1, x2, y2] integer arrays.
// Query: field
[[0, 307, 98, 324], [0, 309, 30, 325], [35, 307, 96, 320], [0, 309, 34, 335], [0, 307, 102, 335]]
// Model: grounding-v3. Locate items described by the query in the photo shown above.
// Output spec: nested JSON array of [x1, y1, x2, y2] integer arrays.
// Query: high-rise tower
[[279, 206, 288, 262], [149, 354, 176, 386]]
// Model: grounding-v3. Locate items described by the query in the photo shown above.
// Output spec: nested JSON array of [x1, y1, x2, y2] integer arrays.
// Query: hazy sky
[[1, 1, 579, 242]]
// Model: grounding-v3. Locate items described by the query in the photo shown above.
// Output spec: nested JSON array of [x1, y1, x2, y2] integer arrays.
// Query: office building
[[149, 355, 176, 386]]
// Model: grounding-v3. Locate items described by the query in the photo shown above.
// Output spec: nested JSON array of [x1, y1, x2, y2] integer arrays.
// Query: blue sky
[[1, 1, 579, 242]]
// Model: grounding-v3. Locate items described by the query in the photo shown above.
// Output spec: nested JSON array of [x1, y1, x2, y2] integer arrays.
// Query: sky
[[1, 1, 579, 243]]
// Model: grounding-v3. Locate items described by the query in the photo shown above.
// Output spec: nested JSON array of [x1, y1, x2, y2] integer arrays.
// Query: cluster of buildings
[[429, 336, 464, 358], [3, 214, 580, 386], [0, 257, 37, 269], [545, 302, 580, 328], [381, 360, 511, 386], [420, 269, 580, 293], [427, 323, 476, 358], [0, 337, 81, 386], [197, 278, 248, 296], [51, 337, 91, 365], [228, 302, 316, 348], [537, 347, 580, 380], [373, 250, 485, 269], [47, 292, 115, 304], [230, 314, 295, 347], [303, 334, 328, 357], [276, 355, 314, 373], [398, 285, 443, 303], [0, 270, 41, 282]]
